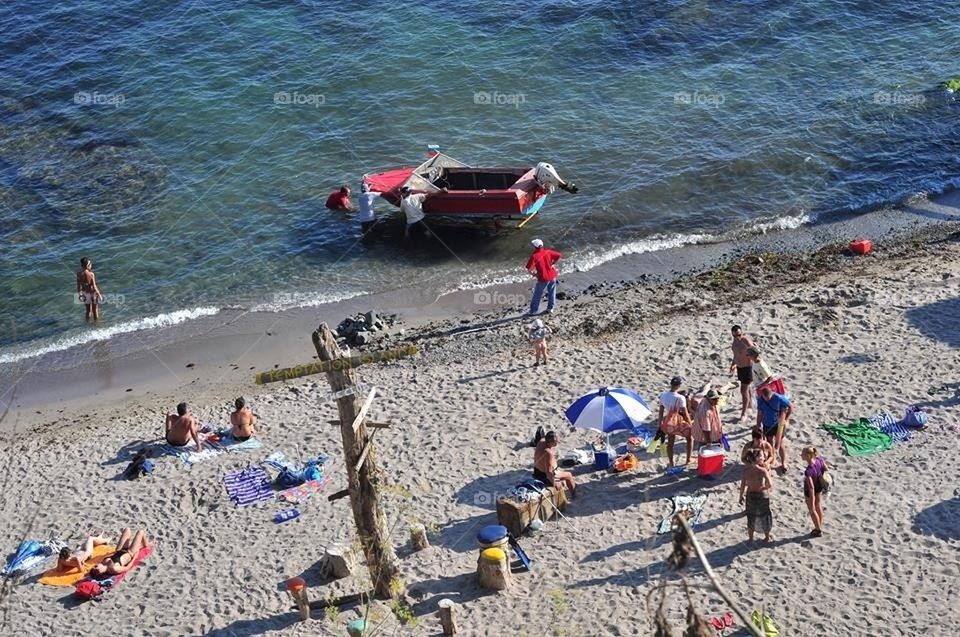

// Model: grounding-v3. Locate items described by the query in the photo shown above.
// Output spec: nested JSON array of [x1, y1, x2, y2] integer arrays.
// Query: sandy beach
[[2, 221, 960, 636]]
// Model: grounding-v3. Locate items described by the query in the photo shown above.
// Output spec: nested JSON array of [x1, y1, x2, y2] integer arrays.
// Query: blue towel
[[223, 468, 274, 507]]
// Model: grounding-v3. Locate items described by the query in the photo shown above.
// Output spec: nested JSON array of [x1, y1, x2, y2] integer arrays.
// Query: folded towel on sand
[[277, 476, 331, 502], [223, 467, 274, 507], [821, 419, 893, 456], [657, 493, 709, 535], [39, 545, 116, 587], [3, 539, 66, 577]]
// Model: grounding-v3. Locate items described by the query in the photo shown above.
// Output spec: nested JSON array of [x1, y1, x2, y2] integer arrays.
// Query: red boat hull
[[363, 165, 547, 220]]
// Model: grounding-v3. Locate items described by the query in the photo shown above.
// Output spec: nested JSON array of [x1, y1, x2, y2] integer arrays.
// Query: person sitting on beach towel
[[756, 386, 791, 472], [533, 431, 577, 499], [90, 528, 150, 580], [165, 402, 202, 450], [658, 376, 693, 468], [57, 534, 111, 573], [738, 448, 773, 543], [230, 397, 257, 442]]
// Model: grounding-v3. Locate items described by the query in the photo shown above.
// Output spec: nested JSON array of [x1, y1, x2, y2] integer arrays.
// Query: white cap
[[533, 318, 544, 328], [531, 238, 543, 248]]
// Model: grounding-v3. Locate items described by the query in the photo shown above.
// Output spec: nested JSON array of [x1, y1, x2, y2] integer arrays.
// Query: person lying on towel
[[89, 528, 151, 580], [533, 431, 577, 499], [57, 534, 111, 572]]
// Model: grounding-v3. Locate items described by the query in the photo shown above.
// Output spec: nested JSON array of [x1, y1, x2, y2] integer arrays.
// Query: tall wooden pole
[[312, 323, 400, 600]]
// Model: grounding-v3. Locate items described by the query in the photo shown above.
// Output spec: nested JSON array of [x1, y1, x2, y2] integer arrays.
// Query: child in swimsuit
[[528, 318, 551, 366]]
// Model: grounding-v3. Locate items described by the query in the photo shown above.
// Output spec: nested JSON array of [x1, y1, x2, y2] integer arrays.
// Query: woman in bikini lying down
[[89, 528, 151, 579]]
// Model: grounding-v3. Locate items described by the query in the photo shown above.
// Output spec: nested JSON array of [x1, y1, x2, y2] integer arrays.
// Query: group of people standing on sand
[[657, 324, 832, 542], [525, 323, 831, 544]]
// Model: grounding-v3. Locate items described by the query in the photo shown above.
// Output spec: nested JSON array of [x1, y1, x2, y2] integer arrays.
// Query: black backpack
[[531, 426, 546, 447]]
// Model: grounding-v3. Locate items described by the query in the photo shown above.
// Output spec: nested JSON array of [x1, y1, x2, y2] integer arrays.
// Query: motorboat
[[362, 148, 578, 229]]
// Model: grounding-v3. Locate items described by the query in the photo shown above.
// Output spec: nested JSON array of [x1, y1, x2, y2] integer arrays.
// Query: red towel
[[111, 546, 152, 586]]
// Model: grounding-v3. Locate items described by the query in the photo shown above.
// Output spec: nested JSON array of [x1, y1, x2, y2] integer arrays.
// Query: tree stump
[[410, 524, 430, 551], [477, 548, 511, 590], [438, 598, 459, 635], [325, 544, 356, 579]]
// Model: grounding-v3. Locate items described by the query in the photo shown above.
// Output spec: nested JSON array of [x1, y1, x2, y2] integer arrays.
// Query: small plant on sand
[[323, 602, 340, 624]]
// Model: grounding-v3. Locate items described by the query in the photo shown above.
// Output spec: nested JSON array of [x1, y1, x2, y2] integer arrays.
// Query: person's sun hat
[[706, 389, 721, 401], [531, 238, 544, 248]]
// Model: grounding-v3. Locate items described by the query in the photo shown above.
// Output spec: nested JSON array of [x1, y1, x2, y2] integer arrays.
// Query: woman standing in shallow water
[[76, 256, 103, 321]]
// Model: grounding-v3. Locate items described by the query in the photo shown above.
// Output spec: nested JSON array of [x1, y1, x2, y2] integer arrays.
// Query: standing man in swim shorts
[[728, 325, 755, 423], [76, 256, 103, 321]]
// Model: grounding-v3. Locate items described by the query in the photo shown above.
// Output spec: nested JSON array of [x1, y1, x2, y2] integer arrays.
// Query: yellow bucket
[[481, 547, 506, 563]]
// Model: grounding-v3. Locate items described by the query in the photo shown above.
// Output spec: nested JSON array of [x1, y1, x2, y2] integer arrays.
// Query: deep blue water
[[1, 0, 959, 361]]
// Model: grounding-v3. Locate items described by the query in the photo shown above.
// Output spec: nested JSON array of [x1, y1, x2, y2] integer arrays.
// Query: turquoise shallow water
[[1, 0, 959, 360]]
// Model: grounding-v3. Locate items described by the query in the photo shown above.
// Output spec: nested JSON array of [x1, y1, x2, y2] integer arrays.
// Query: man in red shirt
[[526, 238, 561, 315], [325, 185, 354, 211]]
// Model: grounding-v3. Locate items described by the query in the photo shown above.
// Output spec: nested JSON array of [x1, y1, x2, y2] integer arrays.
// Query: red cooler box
[[697, 445, 725, 478]]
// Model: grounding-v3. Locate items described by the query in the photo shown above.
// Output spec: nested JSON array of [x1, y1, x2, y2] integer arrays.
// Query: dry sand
[[1, 229, 959, 636]]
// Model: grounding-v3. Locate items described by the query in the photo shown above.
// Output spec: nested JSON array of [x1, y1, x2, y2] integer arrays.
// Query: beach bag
[[275, 467, 305, 489], [819, 469, 833, 493], [74, 580, 103, 601], [531, 425, 546, 447], [903, 405, 928, 429]]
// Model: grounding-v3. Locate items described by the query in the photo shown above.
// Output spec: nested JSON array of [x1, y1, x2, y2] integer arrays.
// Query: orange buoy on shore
[[849, 239, 872, 255]]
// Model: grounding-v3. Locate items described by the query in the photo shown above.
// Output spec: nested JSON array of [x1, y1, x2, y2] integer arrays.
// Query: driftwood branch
[[675, 515, 764, 637]]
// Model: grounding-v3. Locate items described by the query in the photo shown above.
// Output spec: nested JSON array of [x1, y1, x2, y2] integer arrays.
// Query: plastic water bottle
[[274, 508, 300, 523]]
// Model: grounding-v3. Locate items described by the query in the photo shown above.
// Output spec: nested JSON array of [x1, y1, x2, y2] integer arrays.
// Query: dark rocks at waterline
[[335, 311, 398, 347]]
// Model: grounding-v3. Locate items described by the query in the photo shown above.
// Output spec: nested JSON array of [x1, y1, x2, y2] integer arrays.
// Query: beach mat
[[657, 494, 709, 535], [277, 476, 330, 502], [39, 545, 116, 587], [821, 419, 893, 456], [161, 433, 263, 465], [223, 467, 274, 507]]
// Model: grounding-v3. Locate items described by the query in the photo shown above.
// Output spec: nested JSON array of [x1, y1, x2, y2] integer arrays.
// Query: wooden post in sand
[[438, 598, 459, 635], [312, 323, 400, 600], [409, 524, 430, 551]]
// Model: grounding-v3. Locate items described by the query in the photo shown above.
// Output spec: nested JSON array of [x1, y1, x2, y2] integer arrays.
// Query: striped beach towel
[[223, 468, 274, 507], [867, 411, 912, 443]]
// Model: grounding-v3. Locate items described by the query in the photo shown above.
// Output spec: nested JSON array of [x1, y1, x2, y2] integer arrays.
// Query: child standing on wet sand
[[528, 318, 550, 366], [739, 448, 773, 543], [801, 446, 829, 538]]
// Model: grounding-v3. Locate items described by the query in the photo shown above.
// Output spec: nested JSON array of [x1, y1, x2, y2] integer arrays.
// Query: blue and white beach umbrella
[[565, 386, 653, 434]]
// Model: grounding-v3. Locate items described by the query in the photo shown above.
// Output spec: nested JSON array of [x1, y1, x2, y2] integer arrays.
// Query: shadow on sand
[[905, 297, 960, 349], [912, 497, 960, 542]]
